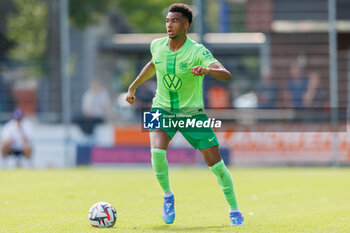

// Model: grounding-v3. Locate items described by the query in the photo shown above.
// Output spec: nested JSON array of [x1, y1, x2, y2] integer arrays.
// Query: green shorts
[[149, 108, 219, 149]]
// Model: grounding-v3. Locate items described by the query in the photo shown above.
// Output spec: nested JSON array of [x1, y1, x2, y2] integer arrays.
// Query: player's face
[[166, 12, 189, 39]]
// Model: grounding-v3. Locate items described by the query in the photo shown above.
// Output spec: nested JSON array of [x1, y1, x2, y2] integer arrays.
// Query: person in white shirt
[[74, 80, 112, 136], [82, 80, 111, 119], [1, 109, 32, 159]]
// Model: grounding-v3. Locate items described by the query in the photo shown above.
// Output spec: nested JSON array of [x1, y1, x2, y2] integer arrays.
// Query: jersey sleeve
[[197, 45, 218, 68]]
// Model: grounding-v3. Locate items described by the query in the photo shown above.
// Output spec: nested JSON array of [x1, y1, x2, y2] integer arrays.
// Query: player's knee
[[1, 145, 10, 157], [150, 140, 168, 150], [207, 157, 222, 167], [1, 151, 8, 158], [23, 148, 32, 158], [200, 146, 221, 166], [150, 131, 170, 150]]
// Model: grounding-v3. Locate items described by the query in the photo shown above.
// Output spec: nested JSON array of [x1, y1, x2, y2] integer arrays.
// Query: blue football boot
[[162, 195, 175, 224], [230, 211, 244, 226]]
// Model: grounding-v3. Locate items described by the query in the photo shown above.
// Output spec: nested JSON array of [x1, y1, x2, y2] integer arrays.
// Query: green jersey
[[150, 36, 217, 114]]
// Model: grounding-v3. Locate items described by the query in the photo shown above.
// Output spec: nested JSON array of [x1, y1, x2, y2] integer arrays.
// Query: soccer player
[[126, 3, 243, 226]]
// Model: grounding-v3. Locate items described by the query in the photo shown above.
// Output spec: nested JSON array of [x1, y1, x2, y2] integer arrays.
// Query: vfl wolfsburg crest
[[163, 73, 182, 91], [179, 61, 188, 70]]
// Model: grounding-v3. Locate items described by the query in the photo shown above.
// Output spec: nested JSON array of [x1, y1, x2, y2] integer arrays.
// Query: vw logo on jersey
[[163, 73, 182, 91]]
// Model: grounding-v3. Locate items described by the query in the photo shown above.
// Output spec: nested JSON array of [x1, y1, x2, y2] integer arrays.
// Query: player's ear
[[184, 21, 190, 31]]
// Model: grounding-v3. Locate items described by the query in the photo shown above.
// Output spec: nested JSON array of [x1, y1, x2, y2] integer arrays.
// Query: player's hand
[[191, 66, 209, 76], [126, 88, 136, 105]]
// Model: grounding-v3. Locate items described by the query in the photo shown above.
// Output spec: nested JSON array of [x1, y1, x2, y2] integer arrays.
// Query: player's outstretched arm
[[191, 62, 231, 81], [126, 61, 156, 105]]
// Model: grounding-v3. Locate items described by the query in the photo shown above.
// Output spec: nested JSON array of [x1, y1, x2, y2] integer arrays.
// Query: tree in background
[[117, 0, 192, 33], [6, 0, 47, 73], [69, 0, 114, 29], [6, 0, 193, 64], [6, 0, 112, 67], [69, 0, 192, 32]]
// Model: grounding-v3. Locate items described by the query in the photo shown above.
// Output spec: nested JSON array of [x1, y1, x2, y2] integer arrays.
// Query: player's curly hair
[[168, 3, 193, 25]]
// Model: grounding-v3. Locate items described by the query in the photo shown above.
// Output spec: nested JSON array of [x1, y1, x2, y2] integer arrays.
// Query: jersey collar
[[166, 36, 189, 53]]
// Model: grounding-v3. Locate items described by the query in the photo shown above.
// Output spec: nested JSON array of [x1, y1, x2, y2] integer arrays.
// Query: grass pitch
[[0, 167, 349, 233]]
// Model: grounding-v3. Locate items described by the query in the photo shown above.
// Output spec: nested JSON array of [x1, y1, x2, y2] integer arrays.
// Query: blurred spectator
[[82, 80, 111, 119], [74, 80, 112, 136], [207, 86, 230, 108], [303, 71, 328, 108], [233, 92, 258, 108], [1, 108, 33, 167], [286, 64, 308, 108], [256, 70, 278, 108]]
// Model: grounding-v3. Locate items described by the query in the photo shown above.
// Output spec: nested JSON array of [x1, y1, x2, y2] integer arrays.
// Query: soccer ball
[[88, 202, 117, 228]]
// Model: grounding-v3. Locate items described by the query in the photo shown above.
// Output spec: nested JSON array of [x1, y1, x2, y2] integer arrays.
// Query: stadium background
[[0, 0, 349, 168]]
